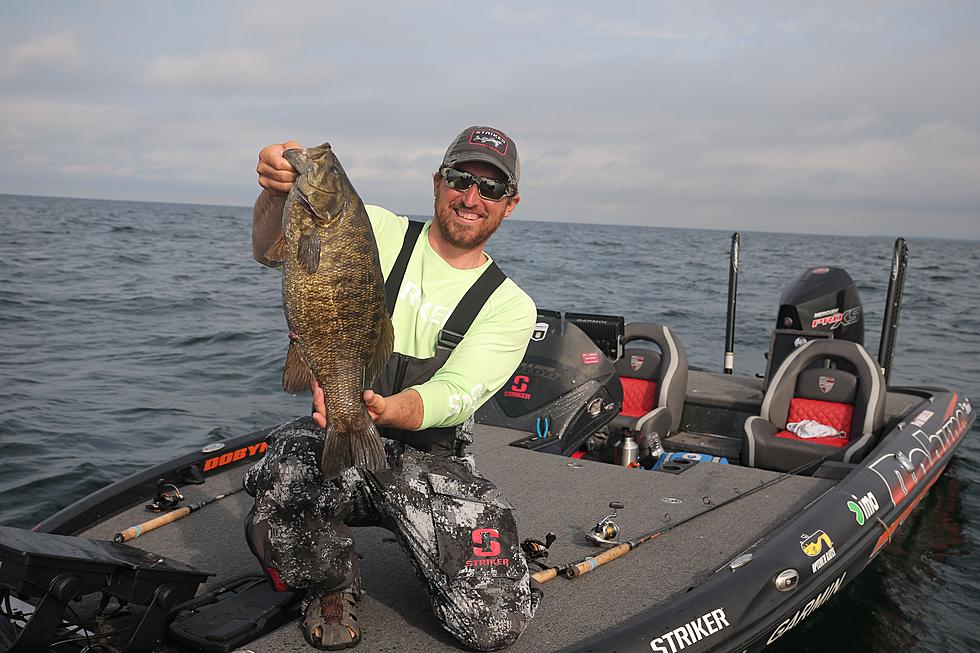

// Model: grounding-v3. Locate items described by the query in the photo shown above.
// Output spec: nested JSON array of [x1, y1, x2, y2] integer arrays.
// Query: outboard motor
[[765, 266, 865, 386], [475, 311, 623, 456]]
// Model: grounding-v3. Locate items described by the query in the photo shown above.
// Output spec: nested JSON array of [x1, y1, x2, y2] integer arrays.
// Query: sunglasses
[[439, 167, 514, 201]]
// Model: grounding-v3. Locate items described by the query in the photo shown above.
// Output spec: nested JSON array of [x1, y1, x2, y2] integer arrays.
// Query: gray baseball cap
[[441, 126, 520, 192]]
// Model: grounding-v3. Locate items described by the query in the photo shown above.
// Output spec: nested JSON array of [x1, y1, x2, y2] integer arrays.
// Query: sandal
[[302, 586, 361, 650]]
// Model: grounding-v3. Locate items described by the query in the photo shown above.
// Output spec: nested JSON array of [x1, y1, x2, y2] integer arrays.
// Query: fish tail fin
[[282, 340, 314, 394], [321, 410, 387, 479]]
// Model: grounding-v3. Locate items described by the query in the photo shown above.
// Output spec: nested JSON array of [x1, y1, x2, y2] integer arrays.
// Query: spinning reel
[[145, 479, 184, 512], [587, 501, 624, 546]]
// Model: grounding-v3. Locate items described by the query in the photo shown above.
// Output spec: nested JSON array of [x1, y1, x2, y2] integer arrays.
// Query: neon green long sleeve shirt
[[366, 205, 536, 429]]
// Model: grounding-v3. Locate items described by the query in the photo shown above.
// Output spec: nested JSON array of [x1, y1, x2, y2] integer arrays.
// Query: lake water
[[1, 193, 977, 651]]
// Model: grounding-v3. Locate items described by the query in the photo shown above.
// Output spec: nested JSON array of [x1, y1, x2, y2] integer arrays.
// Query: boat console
[[476, 310, 625, 456]]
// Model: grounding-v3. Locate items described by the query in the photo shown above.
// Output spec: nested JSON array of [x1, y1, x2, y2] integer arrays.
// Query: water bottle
[[615, 434, 639, 467], [647, 431, 665, 458]]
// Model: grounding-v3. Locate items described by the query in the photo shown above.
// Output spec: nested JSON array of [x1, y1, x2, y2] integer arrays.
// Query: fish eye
[[329, 166, 340, 176]]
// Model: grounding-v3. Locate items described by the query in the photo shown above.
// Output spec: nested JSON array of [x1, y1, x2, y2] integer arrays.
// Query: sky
[[1, 1, 979, 238]]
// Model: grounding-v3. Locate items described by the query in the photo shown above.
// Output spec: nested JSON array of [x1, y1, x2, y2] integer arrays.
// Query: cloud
[[140, 47, 332, 94], [0, 31, 83, 78], [2, 1, 979, 238]]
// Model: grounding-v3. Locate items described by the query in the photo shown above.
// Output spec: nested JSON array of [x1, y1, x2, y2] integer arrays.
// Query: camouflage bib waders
[[244, 222, 539, 650]]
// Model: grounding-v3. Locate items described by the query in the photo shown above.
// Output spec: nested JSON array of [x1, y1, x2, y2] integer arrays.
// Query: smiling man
[[246, 127, 540, 651]]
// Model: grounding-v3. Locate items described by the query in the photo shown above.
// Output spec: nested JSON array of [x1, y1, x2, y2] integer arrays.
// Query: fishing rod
[[723, 232, 740, 375], [878, 237, 908, 385], [113, 486, 246, 543], [531, 450, 838, 584]]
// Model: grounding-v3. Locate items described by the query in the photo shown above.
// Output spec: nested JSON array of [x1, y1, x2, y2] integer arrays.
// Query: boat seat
[[742, 339, 885, 472], [608, 322, 688, 449]]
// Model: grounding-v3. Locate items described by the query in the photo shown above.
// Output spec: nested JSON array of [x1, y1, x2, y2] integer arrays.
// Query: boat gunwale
[[560, 386, 974, 653]]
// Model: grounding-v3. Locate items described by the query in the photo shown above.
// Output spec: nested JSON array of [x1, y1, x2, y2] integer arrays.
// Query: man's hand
[[310, 381, 423, 431], [310, 384, 392, 429], [311, 379, 328, 429], [257, 141, 302, 195], [363, 389, 387, 423], [365, 388, 424, 431]]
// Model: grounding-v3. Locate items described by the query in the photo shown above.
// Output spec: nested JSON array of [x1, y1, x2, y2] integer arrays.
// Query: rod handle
[[565, 542, 633, 578], [531, 567, 560, 584], [113, 506, 191, 543]]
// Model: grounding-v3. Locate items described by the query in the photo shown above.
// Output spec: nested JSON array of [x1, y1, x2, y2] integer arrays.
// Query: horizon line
[[1, 191, 974, 244]]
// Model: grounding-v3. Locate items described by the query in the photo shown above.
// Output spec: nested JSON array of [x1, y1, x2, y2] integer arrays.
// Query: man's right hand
[[257, 141, 303, 195], [311, 379, 328, 430]]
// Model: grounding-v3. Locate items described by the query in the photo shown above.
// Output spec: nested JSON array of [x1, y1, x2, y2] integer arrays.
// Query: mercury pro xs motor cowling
[[475, 311, 623, 455], [765, 266, 866, 385]]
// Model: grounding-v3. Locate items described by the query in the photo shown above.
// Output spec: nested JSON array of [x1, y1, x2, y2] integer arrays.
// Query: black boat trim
[[35, 427, 275, 536]]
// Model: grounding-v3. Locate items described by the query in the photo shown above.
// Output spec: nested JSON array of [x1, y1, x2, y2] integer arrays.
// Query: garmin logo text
[[649, 608, 729, 652], [767, 572, 846, 644]]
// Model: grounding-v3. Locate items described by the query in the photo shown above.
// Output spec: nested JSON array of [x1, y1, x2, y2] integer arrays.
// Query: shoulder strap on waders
[[436, 262, 507, 350], [385, 219, 425, 316], [378, 221, 508, 458]]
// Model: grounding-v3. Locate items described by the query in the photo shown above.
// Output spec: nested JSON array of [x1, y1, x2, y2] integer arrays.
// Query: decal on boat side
[[530, 322, 549, 342], [581, 352, 600, 364], [516, 362, 559, 381], [847, 491, 879, 526], [649, 608, 729, 653], [767, 573, 846, 645], [910, 410, 933, 427], [202, 441, 267, 472], [800, 529, 836, 574], [867, 395, 972, 508], [810, 306, 861, 329], [503, 375, 531, 400]]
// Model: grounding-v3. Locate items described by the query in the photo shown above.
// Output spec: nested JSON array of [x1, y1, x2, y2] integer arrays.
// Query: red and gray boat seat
[[742, 339, 886, 472], [609, 322, 688, 444]]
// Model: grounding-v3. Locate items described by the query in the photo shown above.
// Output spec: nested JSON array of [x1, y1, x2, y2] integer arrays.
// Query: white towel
[[786, 419, 845, 439]]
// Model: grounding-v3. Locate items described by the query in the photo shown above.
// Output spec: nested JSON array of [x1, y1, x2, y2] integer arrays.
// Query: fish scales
[[272, 143, 393, 479]]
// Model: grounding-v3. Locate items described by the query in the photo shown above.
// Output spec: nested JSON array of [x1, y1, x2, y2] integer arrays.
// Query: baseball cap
[[441, 126, 520, 192]]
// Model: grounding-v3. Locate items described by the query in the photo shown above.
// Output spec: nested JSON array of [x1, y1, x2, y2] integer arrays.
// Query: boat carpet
[[80, 423, 834, 652]]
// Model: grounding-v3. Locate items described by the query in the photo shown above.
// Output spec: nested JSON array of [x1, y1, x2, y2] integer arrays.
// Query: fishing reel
[[145, 479, 184, 512], [587, 501, 624, 546], [521, 532, 557, 571]]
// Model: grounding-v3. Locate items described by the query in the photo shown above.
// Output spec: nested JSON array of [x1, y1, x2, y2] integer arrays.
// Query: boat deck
[[80, 423, 834, 652]]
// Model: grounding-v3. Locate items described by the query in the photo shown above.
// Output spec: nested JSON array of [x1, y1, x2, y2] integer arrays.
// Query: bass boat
[[0, 237, 973, 653]]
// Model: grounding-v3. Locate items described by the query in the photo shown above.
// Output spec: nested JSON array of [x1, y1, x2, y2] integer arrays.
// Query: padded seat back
[[777, 368, 859, 448], [744, 340, 885, 470], [615, 349, 661, 418], [611, 322, 687, 435]]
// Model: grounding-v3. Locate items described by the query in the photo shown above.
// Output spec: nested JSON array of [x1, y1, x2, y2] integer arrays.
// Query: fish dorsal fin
[[366, 315, 395, 387]]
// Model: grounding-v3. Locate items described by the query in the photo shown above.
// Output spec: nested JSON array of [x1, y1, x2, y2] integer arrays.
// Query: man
[[246, 126, 540, 651]]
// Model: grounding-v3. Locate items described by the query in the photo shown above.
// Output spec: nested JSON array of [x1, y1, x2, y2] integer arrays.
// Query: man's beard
[[433, 202, 504, 251]]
